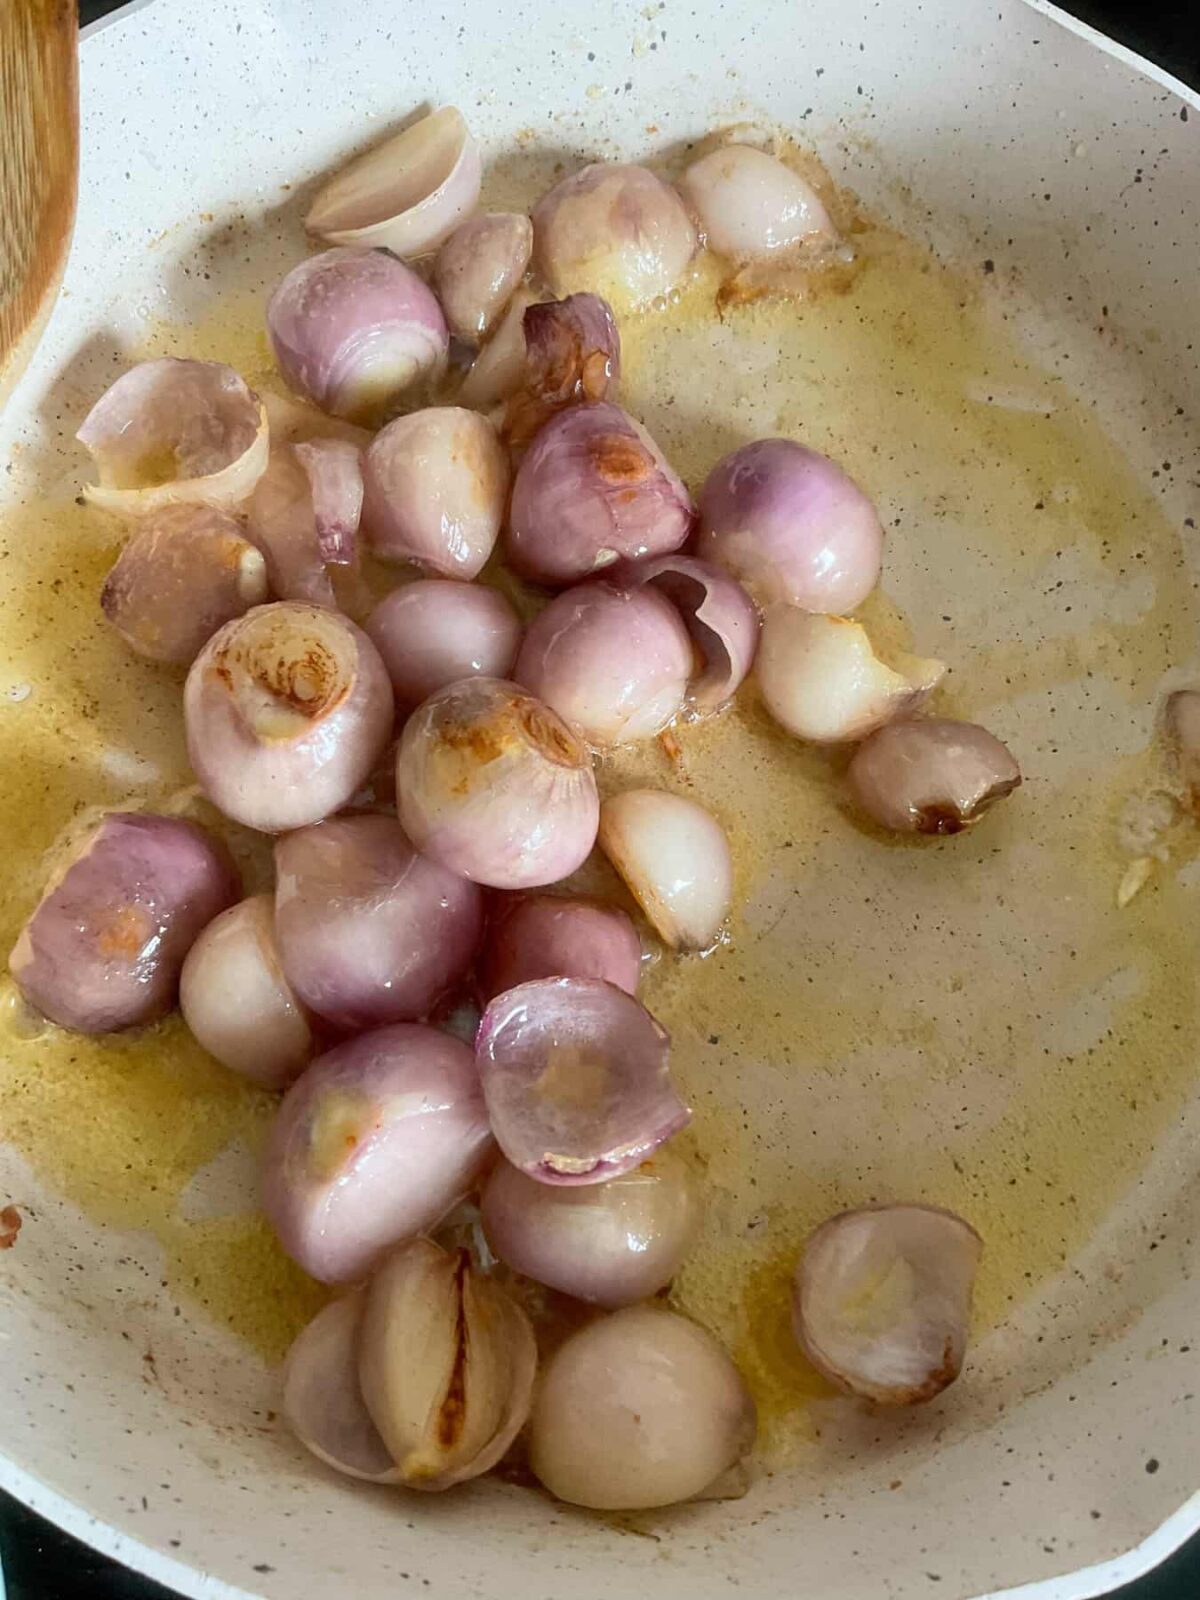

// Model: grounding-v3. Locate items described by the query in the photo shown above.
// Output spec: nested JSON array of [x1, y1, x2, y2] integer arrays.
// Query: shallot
[[680, 145, 835, 259], [475, 976, 690, 1184], [267, 247, 448, 421], [514, 581, 693, 747], [507, 401, 694, 587], [361, 407, 509, 578], [481, 1145, 697, 1306], [273, 814, 483, 1030], [434, 212, 533, 344], [599, 789, 732, 951], [247, 440, 364, 608], [478, 893, 642, 1003], [529, 1306, 755, 1509], [180, 894, 313, 1089], [262, 1024, 493, 1283], [846, 717, 1021, 834], [792, 1203, 982, 1404], [184, 602, 394, 833], [9, 812, 238, 1034], [395, 677, 599, 890], [365, 580, 522, 710], [626, 553, 759, 712], [697, 437, 883, 612]]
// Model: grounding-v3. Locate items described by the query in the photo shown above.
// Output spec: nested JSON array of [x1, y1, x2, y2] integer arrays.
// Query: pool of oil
[[1, 154, 1197, 1467]]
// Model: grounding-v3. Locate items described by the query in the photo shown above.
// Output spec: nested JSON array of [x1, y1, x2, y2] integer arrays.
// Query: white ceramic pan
[[1, 1, 1198, 1596]]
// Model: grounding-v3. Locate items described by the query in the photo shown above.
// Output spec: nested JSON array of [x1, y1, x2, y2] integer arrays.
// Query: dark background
[[2, 1, 1195, 1596]]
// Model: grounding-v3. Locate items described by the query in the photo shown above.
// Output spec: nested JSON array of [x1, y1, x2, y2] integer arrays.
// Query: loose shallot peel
[[358, 1237, 536, 1490], [846, 718, 1021, 835], [273, 814, 483, 1031], [9, 812, 238, 1034], [77, 358, 269, 515], [282, 1293, 399, 1482], [529, 1306, 755, 1509], [184, 602, 394, 833], [792, 1203, 982, 1405], [475, 976, 690, 1185], [504, 293, 621, 450], [262, 1023, 494, 1284]]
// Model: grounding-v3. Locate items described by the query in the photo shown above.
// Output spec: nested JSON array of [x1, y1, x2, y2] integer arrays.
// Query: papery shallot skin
[[504, 293, 621, 449], [434, 212, 533, 344], [101, 504, 267, 664], [532, 163, 697, 312], [267, 247, 448, 421], [274, 814, 484, 1031], [365, 580, 522, 710], [514, 580, 692, 747], [475, 976, 690, 1185], [8, 812, 239, 1034], [361, 408, 509, 578], [184, 602, 394, 833], [262, 1023, 493, 1284], [479, 893, 642, 1004], [506, 402, 695, 588], [697, 438, 883, 613], [282, 1293, 399, 1482]]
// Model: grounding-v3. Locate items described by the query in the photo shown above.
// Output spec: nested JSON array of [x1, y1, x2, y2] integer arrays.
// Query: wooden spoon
[[0, 0, 79, 411]]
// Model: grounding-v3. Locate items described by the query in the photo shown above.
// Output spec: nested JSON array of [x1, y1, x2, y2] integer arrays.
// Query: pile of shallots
[[6, 108, 1010, 1509]]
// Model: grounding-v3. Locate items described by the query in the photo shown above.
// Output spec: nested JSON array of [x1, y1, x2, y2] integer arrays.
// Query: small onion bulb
[[529, 1306, 755, 1509], [679, 145, 835, 260], [756, 608, 944, 744], [599, 789, 733, 951], [395, 677, 599, 890], [479, 892, 642, 1003], [846, 717, 1021, 834], [365, 580, 522, 711], [792, 1203, 982, 1405], [481, 1146, 698, 1306], [434, 212, 533, 344]]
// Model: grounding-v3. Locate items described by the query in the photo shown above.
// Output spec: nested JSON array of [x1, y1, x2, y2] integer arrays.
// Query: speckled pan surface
[[0, 1, 1198, 1597]]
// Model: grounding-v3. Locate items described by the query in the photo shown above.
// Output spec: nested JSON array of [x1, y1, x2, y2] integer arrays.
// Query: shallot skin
[[361, 408, 509, 579], [180, 893, 313, 1089], [262, 1023, 493, 1284], [507, 402, 695, 588], [267, 247, 448, 421], [532, 163, 697, 313], [846, 717, 1021, 834], [184, 602, 394, 834], [478, 893, 642, 1003], [282, 1293, 398, 1482], [529, 1306, 755, 1509], [273, 814, 484, 1031], [514, 581, 693, 747], [395, 677, 599, 891], [434, 212, 533, 344], [697, 437, 883, 613], [9, 812, 238, 1034], [101, 504, 268, 664], [623, 553, 760, 712], [365, 580, 522, 710]]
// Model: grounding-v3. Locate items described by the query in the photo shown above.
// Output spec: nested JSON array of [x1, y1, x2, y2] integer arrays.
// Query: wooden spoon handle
[[0, 0, 80, 411]]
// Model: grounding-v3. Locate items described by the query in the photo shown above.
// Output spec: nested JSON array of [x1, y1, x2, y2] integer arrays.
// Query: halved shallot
[[306, 108, 482, 258], [361, 407, 508, 578], [273, 814, 483, 1030], [599, 789, 732, 951], [357, 1237, 536, 1490], [365, 580, 522, 710], [507, 402, 694, 587], [478, 893, 642, 1004], [532, 163, 697, 313], [475, 976, 690, 1185], [262, 1023, 493, 1283], [184, 602, 394, 833], [77, 358, 268, 514], [529, 1306, 755, 1509], [434, 212, 533, 344], [180, 893, 314, 1089], [846, 718, 1021, 834], [514, 581, 693, 747], [9, 812, 238, 1034], [698, 438, 883, 613], [267, 247, 448, 422], [101, 504, 267, 664], [481, 1145, 698, 1306], [756, 609, 944, 743], [792, 1203, 982, 1404], [395, 677, 599, 890]]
